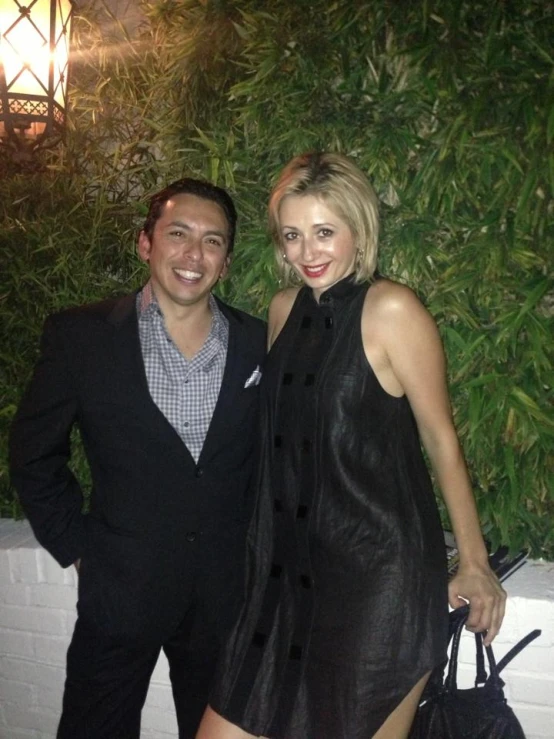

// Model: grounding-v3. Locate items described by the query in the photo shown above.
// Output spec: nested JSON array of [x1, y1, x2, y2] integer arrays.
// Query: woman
[[197, 152, 506, 739]]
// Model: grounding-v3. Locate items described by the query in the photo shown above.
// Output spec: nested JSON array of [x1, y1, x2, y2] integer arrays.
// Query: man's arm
[[9, 314, 86, 568]]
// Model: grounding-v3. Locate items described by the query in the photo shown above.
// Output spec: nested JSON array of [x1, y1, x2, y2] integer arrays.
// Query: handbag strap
[[490, 629, 542, 675], [427, 606, 469, 695], [474, 631, 489, 686], [482, 628, 542, 689], [444, 608, 467, 691]]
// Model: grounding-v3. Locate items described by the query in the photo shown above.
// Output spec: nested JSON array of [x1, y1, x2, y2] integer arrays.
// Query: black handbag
[[409, 606, 541, 739]]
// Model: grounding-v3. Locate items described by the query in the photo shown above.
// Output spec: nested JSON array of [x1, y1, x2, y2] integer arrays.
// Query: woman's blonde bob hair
[[268, 152, 380, 285]]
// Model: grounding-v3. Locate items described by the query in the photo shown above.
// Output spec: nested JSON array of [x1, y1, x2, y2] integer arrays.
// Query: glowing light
[[0, 0, 74, 146]]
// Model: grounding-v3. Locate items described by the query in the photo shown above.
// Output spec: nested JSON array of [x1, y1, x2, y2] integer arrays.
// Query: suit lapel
[[106, 293, 196, 461], [106, 293, 149, 403], [199, 303, 259, 464]]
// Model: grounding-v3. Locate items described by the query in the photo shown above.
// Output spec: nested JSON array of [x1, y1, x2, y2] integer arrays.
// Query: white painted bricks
[[0, 520, 176, 739], [1, 519, 552, 739]]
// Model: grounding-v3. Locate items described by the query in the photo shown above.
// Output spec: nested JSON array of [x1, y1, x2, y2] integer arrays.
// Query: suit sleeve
[[9, 315, 86, 568]]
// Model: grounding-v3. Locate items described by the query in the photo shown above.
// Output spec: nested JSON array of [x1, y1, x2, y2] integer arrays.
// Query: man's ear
[[219, 254, 232, 281], [137, 231, 152, 263]]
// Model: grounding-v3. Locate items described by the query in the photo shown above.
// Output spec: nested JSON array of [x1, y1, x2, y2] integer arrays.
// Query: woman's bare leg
[[195, 705, 258, 739], [371, 671, 430, 739]]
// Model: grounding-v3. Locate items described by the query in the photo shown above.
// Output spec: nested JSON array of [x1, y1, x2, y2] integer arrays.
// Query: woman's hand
[[448, 562, 507, 646]]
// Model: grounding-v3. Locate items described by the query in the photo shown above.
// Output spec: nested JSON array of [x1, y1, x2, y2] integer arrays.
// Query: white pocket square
[[244, 366, 262, 388]]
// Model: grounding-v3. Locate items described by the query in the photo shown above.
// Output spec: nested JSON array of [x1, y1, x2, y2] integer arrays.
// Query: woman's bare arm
[[363, 281, 506, 644]]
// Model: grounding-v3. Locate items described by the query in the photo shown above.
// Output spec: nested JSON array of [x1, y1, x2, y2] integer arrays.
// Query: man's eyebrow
[[166, 220, 191, 231], [166, 220, 227, 242], [204, 229, 228, 241]]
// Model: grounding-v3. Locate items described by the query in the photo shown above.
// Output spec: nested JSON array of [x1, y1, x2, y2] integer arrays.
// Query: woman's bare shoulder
[[365, 278, 425, 319], [270, 287, 301, 313]]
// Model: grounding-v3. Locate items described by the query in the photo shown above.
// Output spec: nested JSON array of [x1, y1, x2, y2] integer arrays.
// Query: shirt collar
[[137, 280, 158, 318], [209, 294, 228, 347], [137, 279, 228, 345]]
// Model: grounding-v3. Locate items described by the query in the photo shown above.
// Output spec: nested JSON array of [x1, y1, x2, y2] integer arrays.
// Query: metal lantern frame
[[0, 0, 74, 150]]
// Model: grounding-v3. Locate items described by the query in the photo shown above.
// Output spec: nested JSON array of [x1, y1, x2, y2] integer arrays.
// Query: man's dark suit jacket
[[9, 292, 266, 643]]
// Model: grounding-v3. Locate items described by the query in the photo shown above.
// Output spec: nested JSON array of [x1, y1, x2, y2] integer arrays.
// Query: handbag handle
[[445, 606, 542, 693]]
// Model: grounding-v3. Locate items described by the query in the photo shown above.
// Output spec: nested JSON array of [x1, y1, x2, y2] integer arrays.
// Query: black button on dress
[[211, 275, 449, 738]]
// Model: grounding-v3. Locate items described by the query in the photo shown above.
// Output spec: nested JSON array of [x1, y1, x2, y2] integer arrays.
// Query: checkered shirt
[[136, 281, 229, 462]]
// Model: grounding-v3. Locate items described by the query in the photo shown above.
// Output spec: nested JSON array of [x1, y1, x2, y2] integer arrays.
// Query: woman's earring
[[282, 253, 288, 262]]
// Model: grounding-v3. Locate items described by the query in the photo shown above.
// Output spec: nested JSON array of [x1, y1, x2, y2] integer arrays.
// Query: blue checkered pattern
[[137, 281, 228, 462]]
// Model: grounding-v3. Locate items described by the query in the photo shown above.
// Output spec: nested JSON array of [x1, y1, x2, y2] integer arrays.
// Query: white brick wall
[[0, 520, 177, 739], [455, 562, 554, 739], [1, 519, 553, 739]]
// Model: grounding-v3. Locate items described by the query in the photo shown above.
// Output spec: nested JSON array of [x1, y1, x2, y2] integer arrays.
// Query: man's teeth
[[174, 269, 202, 280]]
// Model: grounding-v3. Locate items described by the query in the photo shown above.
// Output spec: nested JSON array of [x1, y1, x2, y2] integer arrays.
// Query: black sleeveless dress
[[210, 276, 449, 738]]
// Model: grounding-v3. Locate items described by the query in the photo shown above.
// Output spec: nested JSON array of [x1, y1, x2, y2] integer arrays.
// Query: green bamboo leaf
[[510, 387, 554, 425], [547, 103, 554, 145], [515, 279, 552, 319], [463, 373, 499, 389], [500, 147, 525, 175], [191, 128, 219, 155], [526, 35, 554, 66], [442, 326, 468, 352], [232, 22, 249, 40]]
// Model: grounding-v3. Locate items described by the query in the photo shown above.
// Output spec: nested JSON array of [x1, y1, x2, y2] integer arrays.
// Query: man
[[9, 178, 266, 738]]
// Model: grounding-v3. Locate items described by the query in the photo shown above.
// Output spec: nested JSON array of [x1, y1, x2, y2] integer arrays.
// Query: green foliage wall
[[1, 0, 552, 557]]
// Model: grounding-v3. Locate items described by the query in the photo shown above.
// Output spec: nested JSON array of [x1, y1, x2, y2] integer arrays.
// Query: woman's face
[[279, 194, 357, 300]]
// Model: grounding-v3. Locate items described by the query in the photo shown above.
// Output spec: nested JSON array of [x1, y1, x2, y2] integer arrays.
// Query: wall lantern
[[0, 0, 74, 153]]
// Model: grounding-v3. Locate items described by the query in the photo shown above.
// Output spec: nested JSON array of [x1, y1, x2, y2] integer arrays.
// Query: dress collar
[[310, 273, 367, 308]]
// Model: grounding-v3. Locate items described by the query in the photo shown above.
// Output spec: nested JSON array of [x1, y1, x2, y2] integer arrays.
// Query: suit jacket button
[[195, 467, 203, 478], [186, 532, 197, 542]]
